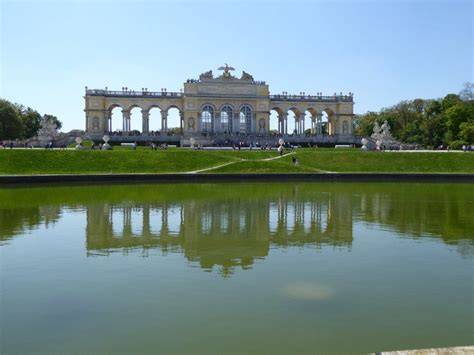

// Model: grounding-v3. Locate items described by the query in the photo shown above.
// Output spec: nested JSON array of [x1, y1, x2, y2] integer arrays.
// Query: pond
[[1, 182, 473, 354]]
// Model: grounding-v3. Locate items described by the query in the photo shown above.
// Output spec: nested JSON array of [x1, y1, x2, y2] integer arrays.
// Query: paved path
[[185, 152, 295, 174]]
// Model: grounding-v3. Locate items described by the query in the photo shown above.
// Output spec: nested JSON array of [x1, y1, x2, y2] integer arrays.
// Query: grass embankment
[[0, 149, 473, 175], [210, 150, 474, 173]]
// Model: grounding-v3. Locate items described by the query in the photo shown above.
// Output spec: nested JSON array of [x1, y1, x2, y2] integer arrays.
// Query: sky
[[1, 0, 473, 132]]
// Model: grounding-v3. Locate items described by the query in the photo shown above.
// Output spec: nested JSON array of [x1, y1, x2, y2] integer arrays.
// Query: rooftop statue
[[199, 70, 213, 81], [218, 63, 235, 78], [241, 71, 254, 81]]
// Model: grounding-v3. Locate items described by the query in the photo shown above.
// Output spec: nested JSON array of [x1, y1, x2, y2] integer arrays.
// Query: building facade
[[84, 65, 355, 140]]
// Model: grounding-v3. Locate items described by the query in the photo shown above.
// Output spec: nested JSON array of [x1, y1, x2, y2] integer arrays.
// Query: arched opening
[[148, 106, 162, 134], [306, 108, 318, 135], [239, 105, 252, 133], [109, 105, 122, 133], [201, 104, 214, 133], [220, 105, 233, 133], [321, 111, 329, 135], [167, 107, 181, 134], [287, 109, 297, 135], [323, 108, 335, 135], [269, 109, 280, 133], [303, 111, 312, 135], [129, 106, 142, 134]]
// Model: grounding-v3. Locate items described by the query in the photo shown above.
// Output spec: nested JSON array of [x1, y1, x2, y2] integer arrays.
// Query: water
[[1, 182, 473, 354]]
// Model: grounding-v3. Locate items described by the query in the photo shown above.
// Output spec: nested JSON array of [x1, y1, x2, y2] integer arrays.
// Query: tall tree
[[21, 108, 43, 138], [0, 99, 24, 140]]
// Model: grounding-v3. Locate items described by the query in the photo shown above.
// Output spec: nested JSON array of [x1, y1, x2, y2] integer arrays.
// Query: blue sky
[[1, 0, 472, 132]]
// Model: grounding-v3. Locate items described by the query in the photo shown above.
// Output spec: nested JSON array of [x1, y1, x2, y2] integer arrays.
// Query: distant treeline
[[0, 99, 62, 140], [355, 83, 474, 149]]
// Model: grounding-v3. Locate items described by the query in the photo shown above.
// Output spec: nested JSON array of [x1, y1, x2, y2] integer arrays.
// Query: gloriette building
[[84, 65, 356, 145]]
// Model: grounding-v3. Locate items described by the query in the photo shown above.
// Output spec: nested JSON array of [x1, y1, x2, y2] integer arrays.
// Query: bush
[[448, 140, 467, 150]]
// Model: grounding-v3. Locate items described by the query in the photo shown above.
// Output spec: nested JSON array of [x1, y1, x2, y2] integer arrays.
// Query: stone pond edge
[[0, 173, 473, 185]]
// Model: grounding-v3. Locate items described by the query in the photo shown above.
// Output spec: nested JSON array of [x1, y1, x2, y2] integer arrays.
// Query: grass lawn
[[0, 148, 473, 175]]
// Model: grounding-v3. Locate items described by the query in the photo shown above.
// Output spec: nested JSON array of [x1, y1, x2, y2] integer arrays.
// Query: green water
[[1, 182, 473, 354]]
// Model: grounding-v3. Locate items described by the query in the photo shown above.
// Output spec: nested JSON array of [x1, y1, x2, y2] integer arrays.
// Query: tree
[[459, 82, 473, 101], [21, 108, 42, 138], [354, 112, 380, 137], [0, 99, 24, 140], [441, 94, 461, 112], [444, 101, 474, 142], [459, 121, 474, 143], [43, 114, 62, 131]]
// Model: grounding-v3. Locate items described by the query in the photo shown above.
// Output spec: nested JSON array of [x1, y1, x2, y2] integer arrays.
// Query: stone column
[[317, 114, 322, 135], [284, 113, 288, 134], [333, 114, 339, 135], [178, 111, 183, 133], [104, 111, 111, 132], [122, 110, 130, 132], [302, 114, 305, 133], [234, 112, 240, 133], [142, 110, 149, 134], [161, 111, 168, 133], [197, 112, 202, 132]]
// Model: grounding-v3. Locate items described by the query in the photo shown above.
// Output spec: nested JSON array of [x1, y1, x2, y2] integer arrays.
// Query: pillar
[[178, 111, 183, 133], [234, 112, 240, 133], [161, 111, 168, 133], [317, 114, 322, 135], [142, 110, 149, 134], [122, 110, 130, 132], [284, 114, 288, 134], [104, 111, 111, 132]]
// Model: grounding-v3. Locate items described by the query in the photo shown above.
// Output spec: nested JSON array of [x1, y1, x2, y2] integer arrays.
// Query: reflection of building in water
[[85, 193, 353, 276]]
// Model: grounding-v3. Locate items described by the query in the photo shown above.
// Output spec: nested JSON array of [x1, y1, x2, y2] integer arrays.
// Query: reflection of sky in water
[[131, 208, 143, 235], [149, 208, 162, 235], [111, 208, 123, 238], [202, 211, 211, 234], [269, 203, 278, 233], [167, 205, 181, 235]]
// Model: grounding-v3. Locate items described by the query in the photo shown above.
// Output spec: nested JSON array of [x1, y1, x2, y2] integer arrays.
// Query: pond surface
[[1, 182, 473, 354]]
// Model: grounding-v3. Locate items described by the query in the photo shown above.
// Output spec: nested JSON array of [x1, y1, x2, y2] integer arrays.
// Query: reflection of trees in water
[[357, 185, 473, 244], [1, 183, 472, 275], [0, 205, 61, 243]]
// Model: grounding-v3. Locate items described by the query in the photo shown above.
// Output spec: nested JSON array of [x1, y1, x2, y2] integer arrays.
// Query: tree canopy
[[0, 99, 62, 140]]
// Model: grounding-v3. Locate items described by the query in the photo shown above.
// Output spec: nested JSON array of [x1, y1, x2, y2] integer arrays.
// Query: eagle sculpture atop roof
[[218, 63, 235, 77]]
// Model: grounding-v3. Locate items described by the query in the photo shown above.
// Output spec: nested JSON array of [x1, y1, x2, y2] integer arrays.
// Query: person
[[132, 142, 137, 150], [295, 158, 300, 167], [292, 157, 296, 165], [278, 145, 284, 156], [10, 142, 14, 149]]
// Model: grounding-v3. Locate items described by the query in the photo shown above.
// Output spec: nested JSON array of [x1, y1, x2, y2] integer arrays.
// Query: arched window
[[201, 105, 214, 132], [239, 105, 252, 133], [220, 105, 233, 132]]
